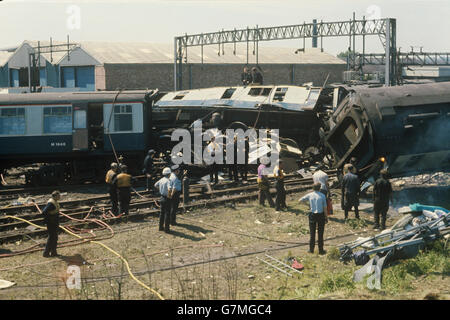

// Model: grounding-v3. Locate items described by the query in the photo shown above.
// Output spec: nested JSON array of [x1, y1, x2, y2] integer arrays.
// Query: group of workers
[[105, 149, 183, 234], [241, 66, 264, 86], [40, 150, 393, 259], [299, 158, 393, 255], [206, 135, 250, 185]]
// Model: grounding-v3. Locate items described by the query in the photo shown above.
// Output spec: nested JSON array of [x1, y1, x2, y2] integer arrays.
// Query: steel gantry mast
[[174, 16, 397, 90]]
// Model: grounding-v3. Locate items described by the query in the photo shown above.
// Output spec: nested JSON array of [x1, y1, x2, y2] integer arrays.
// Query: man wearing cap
[[273, 159, 287, 211], [373, 169, 393, 230], [299, 183, 328, 255], [112, 165, 133, 216], [143, 149, 156, 192], [41, 190, 62, 257], [342, 164, 360, 220], [169, 165, 182, 225], [155, 167, 173, 233], [105, 162, 119, 215], [257, 156, 275, 207]]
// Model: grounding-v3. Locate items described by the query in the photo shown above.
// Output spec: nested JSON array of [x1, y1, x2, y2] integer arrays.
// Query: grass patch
[[382, 240, 449, 294], [345, 218, 368, 229], [281, 223, 309, 235], [319, 270, 355, 294]]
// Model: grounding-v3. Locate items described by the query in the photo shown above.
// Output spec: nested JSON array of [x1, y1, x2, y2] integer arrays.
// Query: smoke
[[390, 173, 450, 209], [409, 115, 450, 154]]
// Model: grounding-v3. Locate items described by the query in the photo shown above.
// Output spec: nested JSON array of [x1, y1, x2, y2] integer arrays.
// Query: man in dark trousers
[[42, 190, 61, 257], [169, 164, 182, 225], [113, 165, 132, 216], [105, 162, 119, 215], [251, 67, 263, 85], [240, 136, 249, 181], [229, 135, 239, 182], [154, 167, 172, 233], [342, 164, 360, 220], [143, 149, 156, 192], [273, 159, 287, 211], [299, 183, 328, 255], [241, 66, 252, 86], [257, 156, 275, 207], [207, 136, 220, 184], [373, 169, 393, 230]]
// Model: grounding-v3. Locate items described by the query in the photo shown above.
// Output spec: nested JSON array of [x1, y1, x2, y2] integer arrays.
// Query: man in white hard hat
[[154, 167, 173, 233]]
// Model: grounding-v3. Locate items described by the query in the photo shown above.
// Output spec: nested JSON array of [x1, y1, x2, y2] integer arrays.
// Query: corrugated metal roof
[[0, 51, 14, 67], [10, 40, 344, 66], [80, 42, 345, 64]]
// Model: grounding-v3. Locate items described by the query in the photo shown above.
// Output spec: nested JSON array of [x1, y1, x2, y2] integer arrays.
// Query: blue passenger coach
[[0, 90, 155, 185]]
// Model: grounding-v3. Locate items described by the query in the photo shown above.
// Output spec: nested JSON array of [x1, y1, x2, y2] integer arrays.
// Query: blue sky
[[1, 0, 449, 55]]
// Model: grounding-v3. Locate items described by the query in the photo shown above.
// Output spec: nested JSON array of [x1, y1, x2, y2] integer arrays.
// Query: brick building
[[0, 41, 345, 92]]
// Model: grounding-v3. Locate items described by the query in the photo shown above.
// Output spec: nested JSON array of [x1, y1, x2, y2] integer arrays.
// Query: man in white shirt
[[312, 166, 329, 197], [207, 136, 220, 184], [154, 167, 172, 233], [299, 183, 328, 255]]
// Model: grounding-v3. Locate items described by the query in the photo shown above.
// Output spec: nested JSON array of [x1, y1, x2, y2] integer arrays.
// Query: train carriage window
[[114, 104, 133, 132], [74, 109, 87, 129], [248, 87, 272, 96], [0, 108, 25, 135], [273, 88, 288, 102], [221, 88, 236, 99], [261, 88, 272, 96], [43, 106, 72, 134]]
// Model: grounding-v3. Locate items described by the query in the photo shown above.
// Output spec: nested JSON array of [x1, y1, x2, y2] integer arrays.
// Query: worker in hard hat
[[112, 165, 133, 216], [105, 162, 119, 215], [154, 167, 173, 233]]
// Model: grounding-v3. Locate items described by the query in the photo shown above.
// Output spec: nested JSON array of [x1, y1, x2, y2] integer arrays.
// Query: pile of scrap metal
[[338, 204, 449, 289]]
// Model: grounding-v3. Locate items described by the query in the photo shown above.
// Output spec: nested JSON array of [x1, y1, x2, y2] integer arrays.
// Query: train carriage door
[[72, 104, 89, 151]]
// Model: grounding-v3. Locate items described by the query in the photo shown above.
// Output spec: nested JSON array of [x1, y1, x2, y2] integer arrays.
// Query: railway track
[[0, 171, 336, 245]]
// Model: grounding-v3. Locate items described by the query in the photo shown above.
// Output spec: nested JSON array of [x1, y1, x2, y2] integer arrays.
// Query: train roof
[[154, 85, 324, 112], [0, 90, 152, 105], [347, 81, 450, 108]]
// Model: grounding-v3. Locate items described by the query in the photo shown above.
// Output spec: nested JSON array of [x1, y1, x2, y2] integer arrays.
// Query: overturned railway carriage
[[0, 91, 155, 185], [325, 82, 450, 181], [152, 85, 329, 153]]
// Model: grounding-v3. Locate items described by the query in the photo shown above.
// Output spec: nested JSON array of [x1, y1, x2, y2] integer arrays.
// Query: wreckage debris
[[338, 203, 449, 289]]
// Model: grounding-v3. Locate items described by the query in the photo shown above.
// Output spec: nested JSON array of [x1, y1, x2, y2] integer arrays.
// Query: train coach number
[[51, 142, 67, 147]]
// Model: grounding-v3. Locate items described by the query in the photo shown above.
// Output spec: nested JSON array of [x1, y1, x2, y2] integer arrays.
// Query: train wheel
[[227, 121, 249, 131]]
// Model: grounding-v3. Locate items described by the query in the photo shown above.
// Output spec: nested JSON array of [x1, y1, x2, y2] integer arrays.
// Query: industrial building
[[0, 41, 346, 92]]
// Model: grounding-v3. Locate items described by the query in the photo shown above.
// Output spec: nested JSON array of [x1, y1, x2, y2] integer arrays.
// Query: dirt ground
[[0, 186, 448, 300]]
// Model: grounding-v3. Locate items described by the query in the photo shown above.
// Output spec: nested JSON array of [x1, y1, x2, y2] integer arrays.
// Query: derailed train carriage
[[324, 82, 450, 182], [0, 84, 332, 185], [151, 84, 331, 151]]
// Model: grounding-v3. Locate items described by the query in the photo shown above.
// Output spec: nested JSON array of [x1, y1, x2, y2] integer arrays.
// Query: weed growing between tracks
[[0, 192, 448, 300]]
